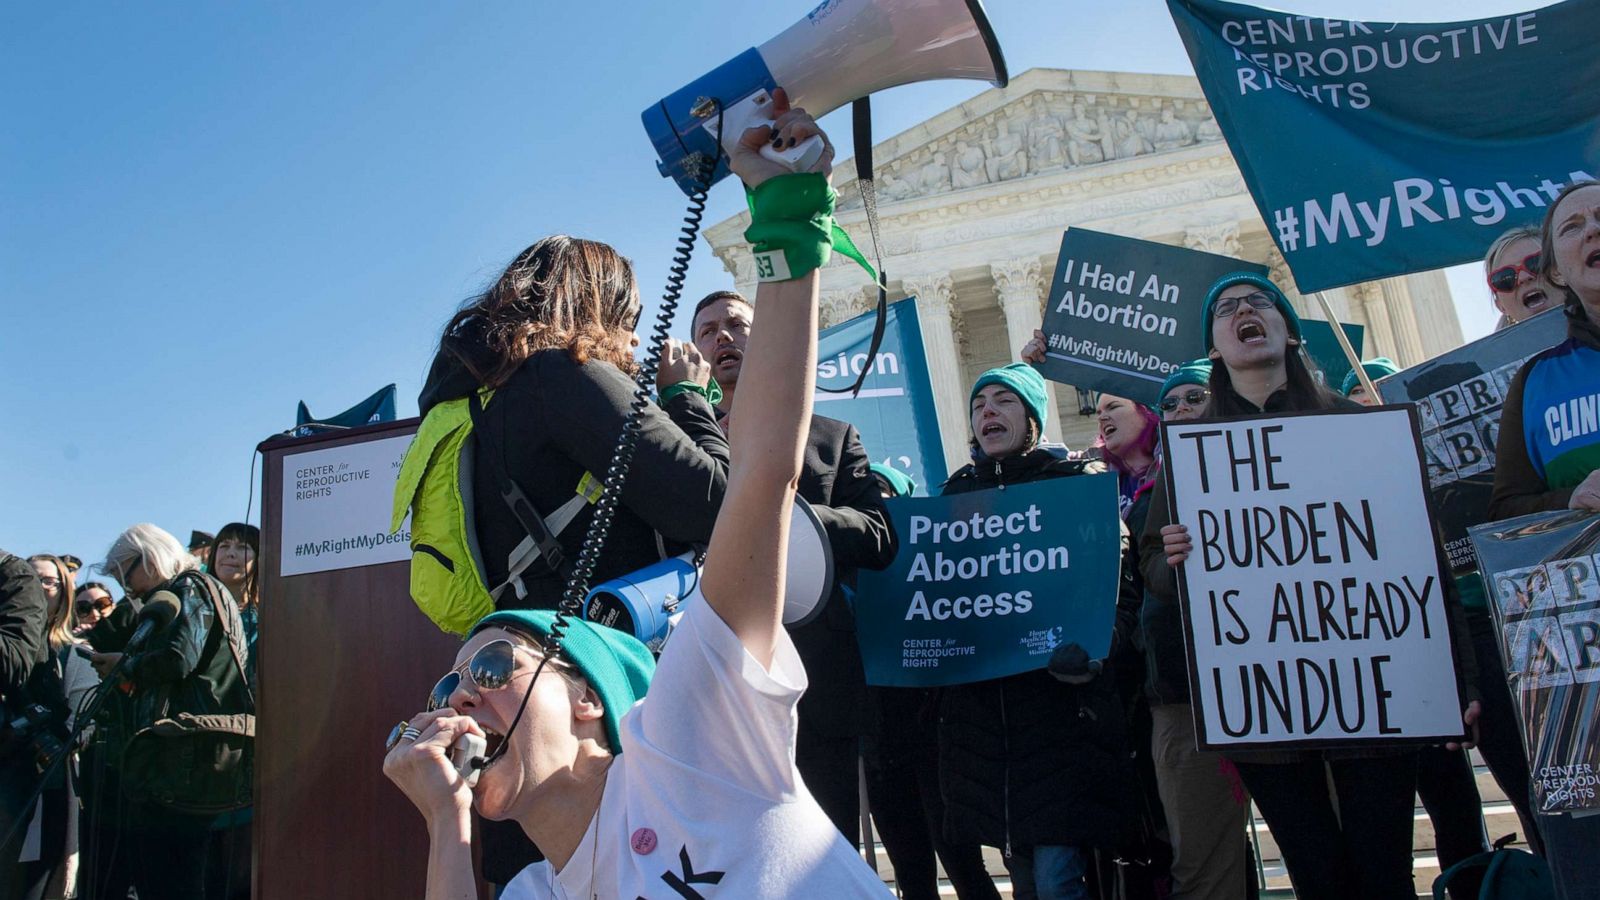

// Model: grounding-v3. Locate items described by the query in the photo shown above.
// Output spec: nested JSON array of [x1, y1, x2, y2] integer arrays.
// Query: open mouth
[[477, 726, 507, 770], [714, 347, 742, 370], [1587, 249, 1600, 269], [1521, 288, 1548, 310], [1101, 424, 1118, 439], [1235, 319, 1266, 344], [981, 422, 1007, 437]]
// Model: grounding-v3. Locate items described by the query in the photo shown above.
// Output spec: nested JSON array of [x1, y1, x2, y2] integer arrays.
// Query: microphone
[[124, 593, 181, 652]]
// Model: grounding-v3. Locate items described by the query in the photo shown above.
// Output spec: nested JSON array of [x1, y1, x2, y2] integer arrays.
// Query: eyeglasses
[[38, 576, 60, 589], [114, 556, 143, 584], [75, 598, 113, 617], [1487, 252, 1542, 293], [1212, 291, 1277, 318], [428, 640, 534, 712], [1159, 388, 1210, 412]]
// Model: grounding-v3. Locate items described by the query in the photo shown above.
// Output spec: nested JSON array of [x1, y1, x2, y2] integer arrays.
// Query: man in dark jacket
[[0, 550, 49, 896], [692, 290, 897, 845], [940, 364, 1138, 900]]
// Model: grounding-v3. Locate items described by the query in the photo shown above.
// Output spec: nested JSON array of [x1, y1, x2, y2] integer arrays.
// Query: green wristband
[[659, 378, 724, 408], [744, 173, 836, 283]]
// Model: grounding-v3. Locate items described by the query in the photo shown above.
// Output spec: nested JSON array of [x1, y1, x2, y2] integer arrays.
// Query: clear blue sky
[[2, 0, 1525, 571]]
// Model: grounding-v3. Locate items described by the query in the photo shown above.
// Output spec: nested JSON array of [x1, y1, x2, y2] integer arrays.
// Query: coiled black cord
[[549, 106, 724, 655]]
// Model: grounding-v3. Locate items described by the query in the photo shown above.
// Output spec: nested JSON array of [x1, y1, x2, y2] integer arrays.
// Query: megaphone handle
[[759, 134, 825, 172]]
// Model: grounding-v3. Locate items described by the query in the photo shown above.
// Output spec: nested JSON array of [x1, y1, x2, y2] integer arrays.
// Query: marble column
[[902, 273, 970, 474], [990, 256, 1062, 443], [1353, 283, 1399, 364], [1379, 279, 1426, 367], [819, 287, 872, 330]]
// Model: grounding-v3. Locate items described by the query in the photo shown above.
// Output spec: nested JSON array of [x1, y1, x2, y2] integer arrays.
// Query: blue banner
[[1298, 319, 1365, 392], [1168, 0, 1600, 292], [854, 475, 1123, 687], [816, 298, 947, 493]]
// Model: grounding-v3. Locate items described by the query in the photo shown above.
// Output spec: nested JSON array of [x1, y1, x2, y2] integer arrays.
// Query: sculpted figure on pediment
[[1153, 105, 1194, 151], [913, 154, 951, 195], [1112, 109, 1153, 159], [985, 120, 1029, 182], [1196, 112, 1222, 142], [1026, 108, 1066, 173], [1065, 100, 1105, 167], [950, 139, 990, 189], [878, 169, 918, 202]]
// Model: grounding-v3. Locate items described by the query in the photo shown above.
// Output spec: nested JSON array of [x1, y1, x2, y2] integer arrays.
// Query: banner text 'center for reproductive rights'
[[856, 474, 1122, 687], [1164, 406, 1464, 749]]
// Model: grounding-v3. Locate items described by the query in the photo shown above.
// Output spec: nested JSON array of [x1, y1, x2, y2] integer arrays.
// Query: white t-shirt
[[503, 600, 891, 899]]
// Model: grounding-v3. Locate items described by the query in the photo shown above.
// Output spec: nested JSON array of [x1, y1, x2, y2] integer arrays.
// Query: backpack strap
[[184, 571, 256, 714], [467, 391, 573, 596]]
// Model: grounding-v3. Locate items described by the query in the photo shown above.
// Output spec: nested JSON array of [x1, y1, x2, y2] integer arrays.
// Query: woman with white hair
[[84, 523, 252, 900]]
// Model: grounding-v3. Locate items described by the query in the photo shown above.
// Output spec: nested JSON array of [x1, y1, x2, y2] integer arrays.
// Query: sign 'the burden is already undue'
[[1163, 407, 1464, 748]]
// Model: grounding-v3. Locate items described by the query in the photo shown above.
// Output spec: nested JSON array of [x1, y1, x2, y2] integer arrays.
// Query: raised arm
[[700, 93, 833, 667]]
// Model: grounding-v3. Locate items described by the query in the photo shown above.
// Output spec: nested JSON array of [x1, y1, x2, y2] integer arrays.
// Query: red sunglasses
[[1487, 252, 1541, 293]]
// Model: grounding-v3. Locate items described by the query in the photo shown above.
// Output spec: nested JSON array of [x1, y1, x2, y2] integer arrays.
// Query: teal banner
[[854, 475, 1123, 687], [1299, 319, 1365, 391], [1169, 0, 1600, 292], [1037, 227, 1267, 405], [816, 298, 948, 493]]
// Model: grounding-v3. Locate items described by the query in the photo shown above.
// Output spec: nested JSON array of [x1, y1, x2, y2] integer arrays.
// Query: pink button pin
[[630, 827, 658, 855]]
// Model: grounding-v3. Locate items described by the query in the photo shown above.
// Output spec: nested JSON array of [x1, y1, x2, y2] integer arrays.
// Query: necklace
[[586, 759, 612, 900]]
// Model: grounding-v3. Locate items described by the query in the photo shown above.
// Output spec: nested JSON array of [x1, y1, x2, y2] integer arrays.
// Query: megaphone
[[584, 496, 836, 652], [643, 0, 1008, 195]]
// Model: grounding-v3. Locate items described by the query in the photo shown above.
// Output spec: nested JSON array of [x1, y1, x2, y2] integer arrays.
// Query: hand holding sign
[[1160, 523, 1193, 567]]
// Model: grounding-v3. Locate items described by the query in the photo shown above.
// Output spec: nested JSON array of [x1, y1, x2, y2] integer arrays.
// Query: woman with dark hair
[[73, 582, 114, 635], [415, 234, 731, 885], [203, 523, 259, 900], [23, 555, 98, 900], [1489, 179, 1600, 900], [1140, 272, 1480, 900]]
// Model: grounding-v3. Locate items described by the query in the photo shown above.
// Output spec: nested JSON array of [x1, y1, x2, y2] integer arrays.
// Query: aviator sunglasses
[[428, 639, 528, 711], [1487, 252, 1542, 293], [1159, 388, 1210, 412]]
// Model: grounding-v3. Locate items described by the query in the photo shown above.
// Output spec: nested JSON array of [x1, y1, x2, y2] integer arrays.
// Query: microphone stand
[[0, 650, 143, 854]]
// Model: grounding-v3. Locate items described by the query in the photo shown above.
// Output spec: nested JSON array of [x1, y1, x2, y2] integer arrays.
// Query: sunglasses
[[428, 639, 541, 712], [1212, 291, 1277, 318], [1487, 252, 1542, 293], [75, 598, 114, 616], [1159, 388, 1210, 412]]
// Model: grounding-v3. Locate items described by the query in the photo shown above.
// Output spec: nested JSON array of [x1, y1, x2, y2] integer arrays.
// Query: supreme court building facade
[[705, 68, 1465, 473]]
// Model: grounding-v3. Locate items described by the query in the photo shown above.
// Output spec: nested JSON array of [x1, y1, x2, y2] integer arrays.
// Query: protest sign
[[280, 434, 411, 576], [1380, 312, 1570, 576], [1163, 406, 1464, 748], [1298, 319, 1364, 392], [1036, 228, 1266, 405], [1168, 0, 1600, 292], [1470, 511, 1600, 812], [816, 298, 948, 493], [855, 474, 1122, 687]]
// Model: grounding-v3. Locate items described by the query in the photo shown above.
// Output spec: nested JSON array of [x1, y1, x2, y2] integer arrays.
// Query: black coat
[[936, 449, 1139, 851], [791, 416, 897, 738], [418, 340, 730, 611], [0, 551, 47, 713]]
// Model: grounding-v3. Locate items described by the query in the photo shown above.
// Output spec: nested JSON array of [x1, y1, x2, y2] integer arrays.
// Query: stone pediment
[[829, 68, 1225, 210]]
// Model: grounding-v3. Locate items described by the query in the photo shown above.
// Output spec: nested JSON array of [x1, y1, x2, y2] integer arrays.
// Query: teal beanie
[[1160, 358, 1213, 399], [869, 463, 917, 498], [971, 363, 1050, 435], [1202, 272, 1303, 353], [471, 609, 655, 752], [1341, 357, 1400, 397]]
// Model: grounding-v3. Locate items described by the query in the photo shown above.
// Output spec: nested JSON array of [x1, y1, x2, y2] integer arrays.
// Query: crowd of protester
[[8, 92, 1598, 900], [1, 525, 258, 899]]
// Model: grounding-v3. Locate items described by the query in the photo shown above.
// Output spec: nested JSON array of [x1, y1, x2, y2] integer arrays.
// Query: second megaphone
[[642, 0, 1008, 194], [583, 497, 836, 652]]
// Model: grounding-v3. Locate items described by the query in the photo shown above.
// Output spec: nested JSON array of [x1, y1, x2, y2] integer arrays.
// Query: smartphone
[[450, 732, 487, 788]]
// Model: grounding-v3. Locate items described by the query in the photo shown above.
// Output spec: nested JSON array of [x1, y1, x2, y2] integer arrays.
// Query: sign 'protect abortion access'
[[1163, 406, 1464, 749]]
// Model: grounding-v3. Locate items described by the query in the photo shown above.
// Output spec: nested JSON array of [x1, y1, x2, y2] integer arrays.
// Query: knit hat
[[1340, 357, 1400, 397], [471, 609, 655, 752], [1201, 272, 1303, 354], [869, 463, 917, 498], [970, 363, 1050, 435], [1160, 359, 1213, 400]]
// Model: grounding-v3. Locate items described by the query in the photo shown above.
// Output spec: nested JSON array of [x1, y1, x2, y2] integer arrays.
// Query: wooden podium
[[256, 420, 473, 899]]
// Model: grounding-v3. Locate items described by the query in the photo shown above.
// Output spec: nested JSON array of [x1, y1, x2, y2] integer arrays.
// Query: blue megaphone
[[584, 497, 836, 652], [642, 0, 1008, 195]]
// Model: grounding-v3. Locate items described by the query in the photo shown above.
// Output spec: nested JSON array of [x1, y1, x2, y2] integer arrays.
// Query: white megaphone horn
[[643, 0, 1008, 195], [583, 497, 836, 653]]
